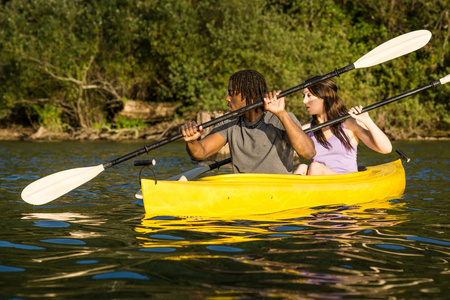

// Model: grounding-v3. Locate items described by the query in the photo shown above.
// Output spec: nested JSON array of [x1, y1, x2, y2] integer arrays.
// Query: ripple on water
[[92, 271, 149, 280], [206, 245, 244, 252], [34, 220, 71, 228], [0, 241, 45, 250], [149, 234, 185, 240], [0, 265, 25, 272], [140, 247, 177, 253], [76, 260, 99, 264], [40, 238, 86, 245]]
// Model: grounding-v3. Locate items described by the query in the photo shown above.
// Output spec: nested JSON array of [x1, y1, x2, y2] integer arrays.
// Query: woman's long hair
[[308, 79, 354, 151]]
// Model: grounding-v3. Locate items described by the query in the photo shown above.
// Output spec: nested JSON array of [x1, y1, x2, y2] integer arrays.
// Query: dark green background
[[1, 0, 449, 138]]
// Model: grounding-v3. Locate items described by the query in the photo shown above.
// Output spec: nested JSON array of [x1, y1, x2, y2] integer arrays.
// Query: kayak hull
[[141, 159, 406, 218]]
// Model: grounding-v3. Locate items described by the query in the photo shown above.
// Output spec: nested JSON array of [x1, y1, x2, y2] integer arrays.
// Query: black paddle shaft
[[102, 64, 356, 169], [104, 76, 442, 170], [204, 78, 443, 171], [304, 78, 442, 134]]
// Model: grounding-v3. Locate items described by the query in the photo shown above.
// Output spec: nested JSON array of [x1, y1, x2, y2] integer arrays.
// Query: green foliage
[[92, 120, 111, 130], [92, 116, 146, 130], [0, 0, 448, 138], [115, 115, 146, 129], [30, 104, 67, 133]]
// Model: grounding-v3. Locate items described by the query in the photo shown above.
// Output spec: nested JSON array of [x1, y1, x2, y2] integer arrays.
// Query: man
[[180, 70, 315, 174]]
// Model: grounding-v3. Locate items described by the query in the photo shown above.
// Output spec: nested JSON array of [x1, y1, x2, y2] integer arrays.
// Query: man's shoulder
[[211, 116, 240, 132], [214, 116, 239, 126], [264, 111, 300, 123], [287, 111, 299, 121]]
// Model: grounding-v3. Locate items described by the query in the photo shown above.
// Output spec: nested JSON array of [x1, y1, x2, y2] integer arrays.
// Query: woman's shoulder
[[343, 118, 358, 131], [301, 121, 312, 130]]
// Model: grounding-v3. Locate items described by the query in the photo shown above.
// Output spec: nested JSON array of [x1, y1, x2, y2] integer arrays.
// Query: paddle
[[134, 158, 231, 199], [21, 30, 431, 205], [303, 73, 450, 133], [136, 72, 449, 199]]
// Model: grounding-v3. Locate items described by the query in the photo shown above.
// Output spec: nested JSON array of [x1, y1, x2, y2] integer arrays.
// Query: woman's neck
[[316, 113, 327, 124]]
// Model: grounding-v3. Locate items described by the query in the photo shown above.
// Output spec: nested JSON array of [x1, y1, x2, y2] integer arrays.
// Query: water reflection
[[136, 198, 406, 248], [22, 212, 107, 226], [132, 198, 423, 297]]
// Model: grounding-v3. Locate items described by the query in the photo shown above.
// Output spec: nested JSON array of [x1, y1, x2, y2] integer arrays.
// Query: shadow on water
[[0, 140, 449, 298]]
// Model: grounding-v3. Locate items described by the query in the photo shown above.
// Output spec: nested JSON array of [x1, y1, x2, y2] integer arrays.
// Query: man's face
[[226, 81, 246, 112]]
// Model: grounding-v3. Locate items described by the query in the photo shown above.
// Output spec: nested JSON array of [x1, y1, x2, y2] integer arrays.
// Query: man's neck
[[243, 109, 264, 122]]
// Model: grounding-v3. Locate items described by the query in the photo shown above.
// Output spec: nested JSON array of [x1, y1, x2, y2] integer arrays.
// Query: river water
[[1, 140, 449, 299]]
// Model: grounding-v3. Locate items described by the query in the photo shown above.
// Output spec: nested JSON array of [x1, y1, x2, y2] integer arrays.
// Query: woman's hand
[[347, 105, 392, 154], [348, 105, 372, 124]]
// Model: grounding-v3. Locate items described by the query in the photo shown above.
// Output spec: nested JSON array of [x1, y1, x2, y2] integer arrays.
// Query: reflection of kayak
[[141, 159, 405, 219], [136, 198, 407, 248]]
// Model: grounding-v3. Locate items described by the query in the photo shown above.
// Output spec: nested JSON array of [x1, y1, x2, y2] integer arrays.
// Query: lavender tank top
[[308, 123, 358, 174]]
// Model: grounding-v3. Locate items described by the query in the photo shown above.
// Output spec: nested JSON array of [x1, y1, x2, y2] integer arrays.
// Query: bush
[[0, 0, 448, 138]]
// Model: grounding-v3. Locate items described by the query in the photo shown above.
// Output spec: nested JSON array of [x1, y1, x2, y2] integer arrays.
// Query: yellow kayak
[[141, 159, 405, 219]]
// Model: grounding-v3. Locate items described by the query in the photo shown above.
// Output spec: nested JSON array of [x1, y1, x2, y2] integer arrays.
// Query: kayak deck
[[141, 159, 405, 219]]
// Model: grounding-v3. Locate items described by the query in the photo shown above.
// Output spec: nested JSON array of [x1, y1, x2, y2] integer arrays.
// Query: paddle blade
[[166, 165, 212, 181], [21, 164, 105, 205], [440, 74, 450, 85], [135, 164, 211, 199], [135, 189, 143, 199], [354, 30, 431, 69]]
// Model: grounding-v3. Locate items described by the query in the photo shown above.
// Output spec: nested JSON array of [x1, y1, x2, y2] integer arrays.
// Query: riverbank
[[0, 122, 184, 142], [3, 97, 448, 141], [1, 125, 449, 142]]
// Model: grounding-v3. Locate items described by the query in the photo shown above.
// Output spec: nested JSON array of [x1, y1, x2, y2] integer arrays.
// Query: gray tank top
[[210, 111, 302, 174]]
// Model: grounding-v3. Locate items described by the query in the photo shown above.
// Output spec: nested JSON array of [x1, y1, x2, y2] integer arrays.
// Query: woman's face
[[303, 88, 324, 116]]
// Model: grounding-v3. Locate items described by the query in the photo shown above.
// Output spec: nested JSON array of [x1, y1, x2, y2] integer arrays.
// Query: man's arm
[[278, 111, 316, 160], [181, 121, 227, 160], [264, 91, 316, 160]]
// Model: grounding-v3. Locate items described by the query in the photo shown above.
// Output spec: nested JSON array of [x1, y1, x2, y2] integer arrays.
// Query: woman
[[294, 79, 392, 175]]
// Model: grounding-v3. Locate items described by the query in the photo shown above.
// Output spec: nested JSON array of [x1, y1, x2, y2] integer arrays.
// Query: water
[[1, 140, 449, 299]]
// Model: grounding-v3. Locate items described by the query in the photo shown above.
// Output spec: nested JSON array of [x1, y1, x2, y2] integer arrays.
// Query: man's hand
[[264, 90, 285, 116], [180, 121, 203, 142]]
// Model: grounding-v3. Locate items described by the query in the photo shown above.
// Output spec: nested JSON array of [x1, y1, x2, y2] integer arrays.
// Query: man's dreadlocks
[[229, 70, 268, 110]]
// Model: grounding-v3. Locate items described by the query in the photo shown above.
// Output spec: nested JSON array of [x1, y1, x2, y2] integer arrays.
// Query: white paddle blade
[[135, 165, 211, 199], [21, 164, 105, 205], [166, 165, 210, 181], [135, 189, 143, 199], [354, 30, 432, 69], [440, 74, 450, 85]]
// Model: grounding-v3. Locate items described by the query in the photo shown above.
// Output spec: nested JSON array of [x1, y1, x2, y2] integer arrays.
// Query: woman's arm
[[346, 105, 392, 154]]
